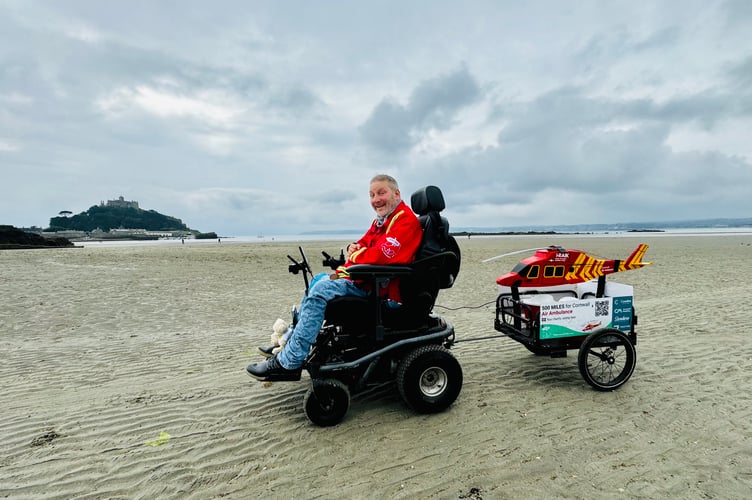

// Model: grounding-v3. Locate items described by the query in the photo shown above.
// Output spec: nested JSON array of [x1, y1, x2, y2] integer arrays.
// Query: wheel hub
[[419, 367, 448, 397]]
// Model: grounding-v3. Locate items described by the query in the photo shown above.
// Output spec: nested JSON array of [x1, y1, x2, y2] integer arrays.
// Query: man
[[246, 174, 422, 381]]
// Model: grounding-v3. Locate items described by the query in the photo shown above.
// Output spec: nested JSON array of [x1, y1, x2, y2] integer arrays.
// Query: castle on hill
[[101, 196, 139, 209]]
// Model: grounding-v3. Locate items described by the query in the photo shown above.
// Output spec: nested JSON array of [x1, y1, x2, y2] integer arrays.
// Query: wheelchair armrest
[[345, 264, 413, 280]]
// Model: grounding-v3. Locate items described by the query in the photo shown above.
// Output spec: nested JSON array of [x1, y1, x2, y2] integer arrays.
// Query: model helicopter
[[488, 243, 652, 288]]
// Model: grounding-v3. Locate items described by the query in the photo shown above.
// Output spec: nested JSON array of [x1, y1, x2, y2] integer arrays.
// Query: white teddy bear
[[270, 318, 292, 354]]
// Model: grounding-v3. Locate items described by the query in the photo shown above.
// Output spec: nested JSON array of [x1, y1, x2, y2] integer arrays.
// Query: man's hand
[[346, 242, 362, 259]]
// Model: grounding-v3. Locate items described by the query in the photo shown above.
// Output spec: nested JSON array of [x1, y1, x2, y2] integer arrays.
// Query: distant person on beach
[[246, 174, 423, 381]]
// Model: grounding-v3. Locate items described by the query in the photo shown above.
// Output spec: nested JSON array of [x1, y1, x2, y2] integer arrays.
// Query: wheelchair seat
[[324, 185, 461, 334]]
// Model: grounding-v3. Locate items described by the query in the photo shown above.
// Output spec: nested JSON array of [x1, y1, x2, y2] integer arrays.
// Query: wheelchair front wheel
[[304, 378, 350, 427], [397, 344, 462, 414]]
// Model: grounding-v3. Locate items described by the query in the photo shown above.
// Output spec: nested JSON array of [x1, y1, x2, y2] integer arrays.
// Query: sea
[[76, 225, 752, 248]]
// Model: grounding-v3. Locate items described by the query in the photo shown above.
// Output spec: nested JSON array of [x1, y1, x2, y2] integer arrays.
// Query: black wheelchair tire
[[304, 378, 350, 427], [397, 344, 462, 414]]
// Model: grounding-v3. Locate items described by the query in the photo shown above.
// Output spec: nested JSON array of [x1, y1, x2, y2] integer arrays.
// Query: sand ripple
[[2, 236, 751, 498]]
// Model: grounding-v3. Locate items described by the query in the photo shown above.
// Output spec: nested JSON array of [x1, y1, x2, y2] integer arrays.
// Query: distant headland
[[0, 225, 76, 249]]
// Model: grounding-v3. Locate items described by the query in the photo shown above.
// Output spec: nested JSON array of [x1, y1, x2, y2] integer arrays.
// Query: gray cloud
[[1, 1, 750, 236], [359, 65, 481, 153], [403, 71, 752, 228]]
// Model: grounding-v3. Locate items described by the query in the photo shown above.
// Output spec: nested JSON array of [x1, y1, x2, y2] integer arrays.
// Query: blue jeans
[[277, 273, 367, 369]]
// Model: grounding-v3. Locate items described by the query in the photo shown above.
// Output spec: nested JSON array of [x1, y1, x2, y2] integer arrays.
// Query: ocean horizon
[[76, 225, 752, 248]]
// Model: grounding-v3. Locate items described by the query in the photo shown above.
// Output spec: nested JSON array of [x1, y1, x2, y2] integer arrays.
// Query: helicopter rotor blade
[[481, 247, 547, 263]]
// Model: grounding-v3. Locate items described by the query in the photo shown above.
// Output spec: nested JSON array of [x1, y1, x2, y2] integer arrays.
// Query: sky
[[1, 1, 751, 236]]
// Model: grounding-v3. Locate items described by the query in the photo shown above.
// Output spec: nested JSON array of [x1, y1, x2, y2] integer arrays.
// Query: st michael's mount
[[25, 196, 217, 242]]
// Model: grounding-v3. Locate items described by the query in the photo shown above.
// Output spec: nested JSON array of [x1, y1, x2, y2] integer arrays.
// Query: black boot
[[246, 355, 302, 382], [257, 345, 275, 358]]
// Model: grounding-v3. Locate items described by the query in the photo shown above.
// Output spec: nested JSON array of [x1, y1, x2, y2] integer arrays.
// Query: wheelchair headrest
[[410, 185, 445, 215]]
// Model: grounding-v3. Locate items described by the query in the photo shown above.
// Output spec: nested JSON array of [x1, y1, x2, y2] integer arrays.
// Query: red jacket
[[336, 200, 422, 302]]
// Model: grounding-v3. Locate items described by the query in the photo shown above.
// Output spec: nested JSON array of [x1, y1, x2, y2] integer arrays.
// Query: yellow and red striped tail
[[619, 243, 652, 271]]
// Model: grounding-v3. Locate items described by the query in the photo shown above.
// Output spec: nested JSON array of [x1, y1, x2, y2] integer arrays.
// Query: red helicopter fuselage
[[496, 244, 651, 288]]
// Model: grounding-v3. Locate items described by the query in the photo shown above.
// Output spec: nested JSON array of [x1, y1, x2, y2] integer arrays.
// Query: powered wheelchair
[[278, 185, 462, 426]]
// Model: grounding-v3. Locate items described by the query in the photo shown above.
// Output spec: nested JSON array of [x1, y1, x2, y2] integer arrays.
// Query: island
[[42, 196, 212, 241], [3, 196, 217, 247]]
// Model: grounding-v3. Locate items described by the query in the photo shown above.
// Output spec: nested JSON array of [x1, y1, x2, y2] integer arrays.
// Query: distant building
[[42, 230, 87, 239], [102, 196, 139, 209]]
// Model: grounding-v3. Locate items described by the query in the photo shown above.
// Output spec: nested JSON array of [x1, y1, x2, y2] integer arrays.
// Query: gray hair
[[370, 174, 398, 191]]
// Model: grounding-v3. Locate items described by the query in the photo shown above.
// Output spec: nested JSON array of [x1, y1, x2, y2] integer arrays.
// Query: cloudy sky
[[1, 1, 751, 235]]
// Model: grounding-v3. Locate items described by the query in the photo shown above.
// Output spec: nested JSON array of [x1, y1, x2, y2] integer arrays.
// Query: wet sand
[[1, 235, 751, 498]]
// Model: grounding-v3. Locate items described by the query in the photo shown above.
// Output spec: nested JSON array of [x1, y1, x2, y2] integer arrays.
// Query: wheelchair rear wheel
[[397, 344, 462, 414], [304, 378, 350, 427]]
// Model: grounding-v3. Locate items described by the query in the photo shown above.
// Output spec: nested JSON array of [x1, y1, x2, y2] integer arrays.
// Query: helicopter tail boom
[[619, 243, 652, 272]]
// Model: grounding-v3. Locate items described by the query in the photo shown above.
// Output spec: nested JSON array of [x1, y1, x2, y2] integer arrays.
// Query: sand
[[2, 234, 751, 499]]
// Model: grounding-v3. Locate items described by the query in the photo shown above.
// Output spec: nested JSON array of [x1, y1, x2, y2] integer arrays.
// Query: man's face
[[369, 180, 401, 217]]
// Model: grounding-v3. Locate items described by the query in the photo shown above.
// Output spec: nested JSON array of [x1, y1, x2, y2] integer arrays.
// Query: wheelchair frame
[[286, 247, 463, 427]]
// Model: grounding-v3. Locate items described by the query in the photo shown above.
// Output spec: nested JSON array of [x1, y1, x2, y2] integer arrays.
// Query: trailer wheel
[[304, 378, 350, 426], [578, 329, 636, 391], [397, 345, 462, 414]]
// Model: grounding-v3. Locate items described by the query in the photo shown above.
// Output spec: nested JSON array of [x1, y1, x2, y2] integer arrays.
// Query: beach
[[1, 234, 751, 499]]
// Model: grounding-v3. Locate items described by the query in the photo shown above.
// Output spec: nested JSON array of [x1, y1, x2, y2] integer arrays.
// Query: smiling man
[[247, 174, 423, 381]]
